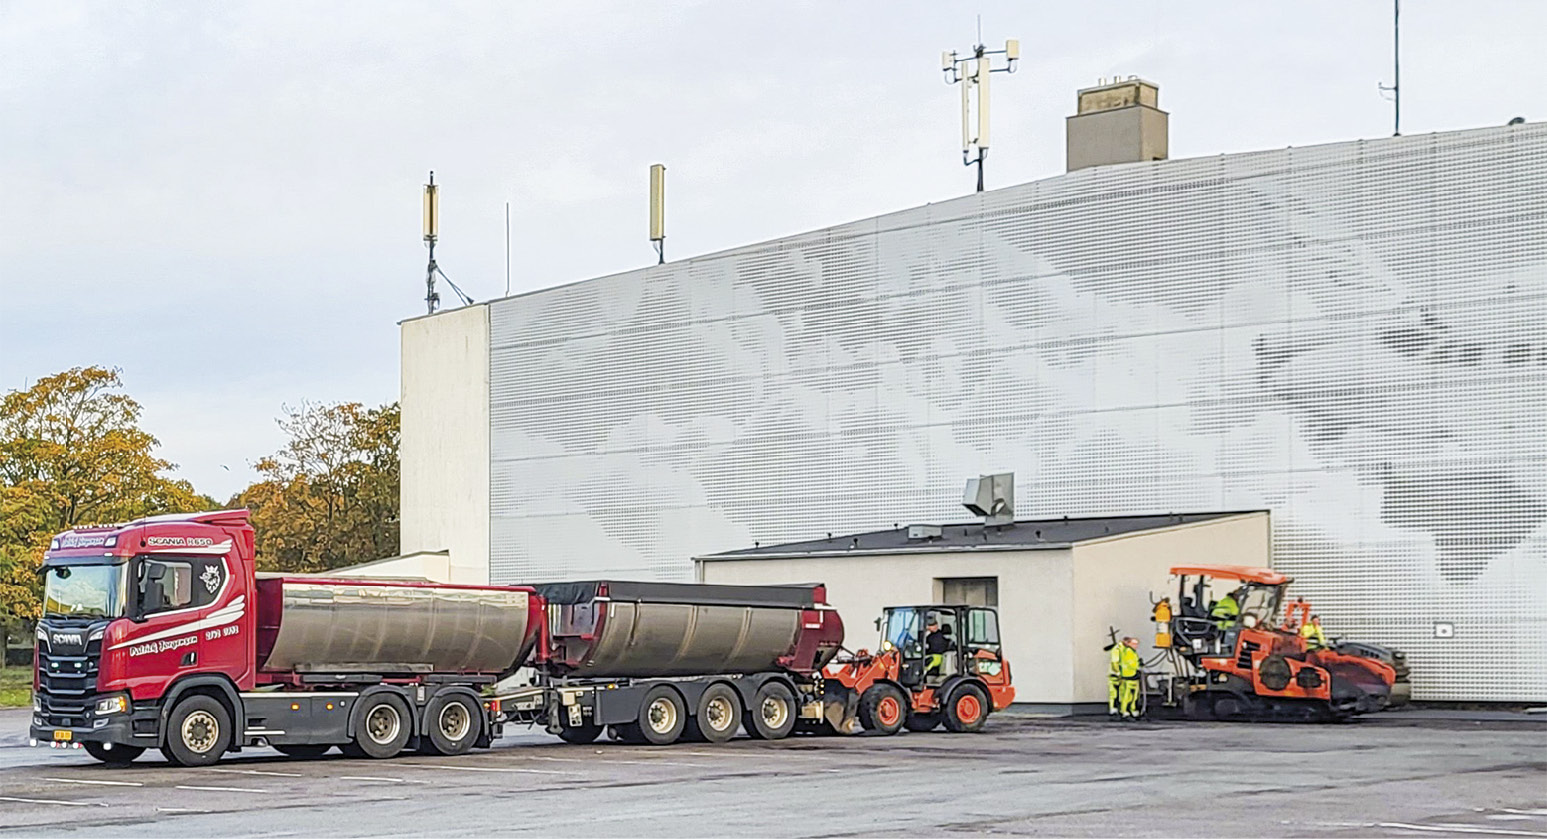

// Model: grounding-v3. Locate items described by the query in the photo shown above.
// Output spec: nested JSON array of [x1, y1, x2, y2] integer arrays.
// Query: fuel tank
[[255, 575, 541, 676], [535, 580, 845, 679]]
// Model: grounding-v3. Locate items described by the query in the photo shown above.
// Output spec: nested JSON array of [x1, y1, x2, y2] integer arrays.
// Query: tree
[[232, 401, 399, 573], [0, 367, 214, 644]]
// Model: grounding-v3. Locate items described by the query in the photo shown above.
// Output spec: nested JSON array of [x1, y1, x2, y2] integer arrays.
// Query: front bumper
[[30, 703, 161, 750]]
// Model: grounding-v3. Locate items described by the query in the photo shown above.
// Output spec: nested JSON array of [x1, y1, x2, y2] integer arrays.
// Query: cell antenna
[[423, 171, 440, 314], [649, 163, 666, 264], [943, 29, 1019, 192]]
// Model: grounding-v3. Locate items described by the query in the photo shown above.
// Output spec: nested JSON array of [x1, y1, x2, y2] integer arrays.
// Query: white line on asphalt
[[174, 785, 265, 794], [156, 807, 210, 814], [399, 762, 577, 775], [1500, 811, 1547, 818], [0, 796, 101, 807], [1378, 823, 1547, 837], [44, 777, 145, 787], [209, 767, 304, 777], [338, 776, 426, 783], [523, 755, 707, 768]]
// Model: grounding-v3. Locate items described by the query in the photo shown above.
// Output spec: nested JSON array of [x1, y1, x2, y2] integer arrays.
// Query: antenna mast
[[423, 171, 440, 314], [1378, 0, 1400, 137], [942, 31, 1019, 192]]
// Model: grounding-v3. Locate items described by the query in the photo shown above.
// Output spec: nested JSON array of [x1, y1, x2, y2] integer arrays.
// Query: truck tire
[[421, 693, 481, 756], [743, 681, 796, 741], [274, 745, 331, 759], [161, 695, 232, 767], [903, 713, 940, 732], [858, 684, 906, 735], [619, 685, 687, 745], [942, 683, 989, 733], [684, 683, 742, 743], [344, 693, 412, 759], [558, 723, 603, 744], [84, 742, 144, 765]]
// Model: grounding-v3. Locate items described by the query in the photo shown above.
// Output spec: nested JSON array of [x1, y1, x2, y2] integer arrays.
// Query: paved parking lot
[[0, 709, 1544, 837]]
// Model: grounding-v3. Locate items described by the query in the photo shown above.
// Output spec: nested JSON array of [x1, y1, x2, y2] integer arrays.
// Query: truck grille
[[36, 637, 102, 728]]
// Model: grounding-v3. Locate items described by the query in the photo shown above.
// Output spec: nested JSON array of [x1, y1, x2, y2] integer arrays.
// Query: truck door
[[117, 555, 218, 696]]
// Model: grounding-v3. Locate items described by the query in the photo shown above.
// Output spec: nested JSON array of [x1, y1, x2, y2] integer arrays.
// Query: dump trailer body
[[536, 580, 843, 679], [255, 575, 540, 677]]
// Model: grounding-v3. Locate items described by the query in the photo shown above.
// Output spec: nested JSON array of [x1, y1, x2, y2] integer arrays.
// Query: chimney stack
[[1065, 76, 1168, 171]]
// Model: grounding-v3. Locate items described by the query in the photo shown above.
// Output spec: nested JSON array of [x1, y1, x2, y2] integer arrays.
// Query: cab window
[[967, 608, 1001, 651], [138, 557, 223, 615]]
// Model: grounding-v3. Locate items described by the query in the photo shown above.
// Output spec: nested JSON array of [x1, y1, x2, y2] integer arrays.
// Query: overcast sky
[[2, 0, 1543, 502]]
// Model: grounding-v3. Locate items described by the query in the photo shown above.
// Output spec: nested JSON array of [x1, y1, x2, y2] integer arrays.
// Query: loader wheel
[[903, 713, 940, 732], [858, 685, 906, 735], [557, 723, 603, 744], [942, 683, 989, 733], [161, 695, 232, 767], [619, 685, 686, 745], [684, 683, 742, 744], [343, 693, 412, 759], [744, 682, 796, 740]]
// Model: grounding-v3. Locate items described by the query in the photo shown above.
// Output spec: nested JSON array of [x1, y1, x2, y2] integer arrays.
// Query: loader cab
[[878, 605, 1004, 689], [1166, 565, 1292, 655]]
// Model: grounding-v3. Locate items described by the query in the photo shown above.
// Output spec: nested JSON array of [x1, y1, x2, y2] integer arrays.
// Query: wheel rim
[[706, 696, 734, 731], [181, 710, 220, 753], [367, 703, 402, 745], [439, 701, 471, 741], [647, 698, 678, 734], [956, 694, 982, 724], [877, 696, 902, 727], [761, 695, 788, 729]]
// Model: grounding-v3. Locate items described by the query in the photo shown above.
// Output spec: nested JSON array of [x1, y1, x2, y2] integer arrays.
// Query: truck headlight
[[33, 695, 42, 713], [95, 695, 128, 716]]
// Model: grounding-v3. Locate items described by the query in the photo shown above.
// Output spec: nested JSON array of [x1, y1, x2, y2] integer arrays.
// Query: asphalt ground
[[0, 708, 1543, 837]]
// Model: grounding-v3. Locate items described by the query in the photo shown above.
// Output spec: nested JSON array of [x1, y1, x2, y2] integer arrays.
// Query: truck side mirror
[[874, 617, 883, 631]]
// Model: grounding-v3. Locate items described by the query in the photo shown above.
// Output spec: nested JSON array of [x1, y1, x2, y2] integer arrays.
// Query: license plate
[[53, 730, 72, 742]]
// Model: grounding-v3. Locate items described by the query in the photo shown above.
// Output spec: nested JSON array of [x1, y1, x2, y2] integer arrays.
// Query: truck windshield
[[43, 564, 127, 619]]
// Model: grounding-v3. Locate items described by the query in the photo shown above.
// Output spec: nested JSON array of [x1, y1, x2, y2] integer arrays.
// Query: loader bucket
[[823, 680, 861, 735]]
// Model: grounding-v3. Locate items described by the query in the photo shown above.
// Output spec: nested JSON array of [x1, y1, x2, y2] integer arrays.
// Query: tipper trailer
[[33, 510, 1015, 765]]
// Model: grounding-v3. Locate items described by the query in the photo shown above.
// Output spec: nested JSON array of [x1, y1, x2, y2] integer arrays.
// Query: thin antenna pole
[[1393, 0, 1400, 137], [505, 201, 511, 297]]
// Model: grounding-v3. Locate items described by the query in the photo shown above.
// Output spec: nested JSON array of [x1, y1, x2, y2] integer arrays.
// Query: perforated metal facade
[[487, 124, 1547, 701]]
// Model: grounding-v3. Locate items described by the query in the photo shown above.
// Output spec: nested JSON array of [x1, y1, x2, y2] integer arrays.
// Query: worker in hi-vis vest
[[1300, 614, 1328, 651], [1108, 636, 1142, 719], [1210, 587, 1243, 627]]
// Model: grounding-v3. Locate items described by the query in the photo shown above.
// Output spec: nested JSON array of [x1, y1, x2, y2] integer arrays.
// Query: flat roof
[[700, 511, 1265, 561]]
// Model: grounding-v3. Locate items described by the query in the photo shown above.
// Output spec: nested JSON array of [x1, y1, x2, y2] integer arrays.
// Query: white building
[[399, 110, 1547, 702]]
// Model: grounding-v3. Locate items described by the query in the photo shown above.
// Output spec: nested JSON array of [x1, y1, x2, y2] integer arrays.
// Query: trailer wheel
[[744, 682, 796, 741], [620, 685, 687, 745], [684, 683, 742, 743], [903, 713, 940, 732], [344, 693, 411, 759], [558, 723, 603, 744], [942, 683, 989, 733], [421, 693, 481, 756], [84, 742, 144, 765], [858, 684, 906, 735], [274, 745, 331, 759], [161, 695, 232, 767]]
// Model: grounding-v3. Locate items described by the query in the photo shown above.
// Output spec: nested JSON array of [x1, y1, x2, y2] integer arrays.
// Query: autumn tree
[[0, 367, 214, 645], [232, 401, 399, 573]]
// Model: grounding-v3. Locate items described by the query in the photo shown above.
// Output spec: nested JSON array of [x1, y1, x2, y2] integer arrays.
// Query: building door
[[939, 576, 998, 607]]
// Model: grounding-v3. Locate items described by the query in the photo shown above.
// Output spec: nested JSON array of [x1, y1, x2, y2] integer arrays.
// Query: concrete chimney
[[1065, 76, 1168, 171]]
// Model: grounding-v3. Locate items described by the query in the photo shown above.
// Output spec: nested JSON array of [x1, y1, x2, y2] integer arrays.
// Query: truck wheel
[[84, 742, 144, 765], [619, 685, 686, 745], [942, 683, 989, 733], [558, 723, 603, 744], [903, 713, 940, 732], [743, 682, 796, 741], [421, 693, 481, 756], [684, 683, 742, 743], [344, 693, 412, 759], [161, 695, 232, 767], [274, 745, 331, 759], [858, 684, 906, 735]]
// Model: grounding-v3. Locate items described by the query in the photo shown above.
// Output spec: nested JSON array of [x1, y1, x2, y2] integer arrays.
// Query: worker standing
[[1108, 636, 1142, 719], [1300, 614, 1328, 650]]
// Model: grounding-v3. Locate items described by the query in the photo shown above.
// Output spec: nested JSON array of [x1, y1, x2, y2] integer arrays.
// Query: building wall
[[463, 122, 1547, 701], [400, 304, 490, 584], [698, 549, 1076, 705], [1069, 513, 1271, 703]]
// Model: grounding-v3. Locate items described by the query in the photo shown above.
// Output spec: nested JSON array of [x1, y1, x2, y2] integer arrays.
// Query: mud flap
[[823, 682, 860, 735]]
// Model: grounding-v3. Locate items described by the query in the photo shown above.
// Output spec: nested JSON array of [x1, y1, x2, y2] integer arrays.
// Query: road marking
[[1500, 811, 1547, 818], [174, 784, 265, 794], [399, 762, 577, 775], [1378, 823, 1547, 837], [525, 755, 707, 768], [44, 777, 145, 787], [156, 807, 210, 814], [339, 775, 426, 783], [210, 767, 304, 778], [0, 796, 101, 807]]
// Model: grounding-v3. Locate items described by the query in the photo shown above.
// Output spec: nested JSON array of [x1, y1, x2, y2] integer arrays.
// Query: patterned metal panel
[[488, 124, 1547, 701]]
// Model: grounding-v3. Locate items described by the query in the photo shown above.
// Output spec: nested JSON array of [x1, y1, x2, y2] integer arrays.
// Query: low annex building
[[696, 510, 1270, 714]]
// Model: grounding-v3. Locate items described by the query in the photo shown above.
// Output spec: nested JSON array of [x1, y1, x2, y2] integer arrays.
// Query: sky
[[2, 0, 1544, 502]]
